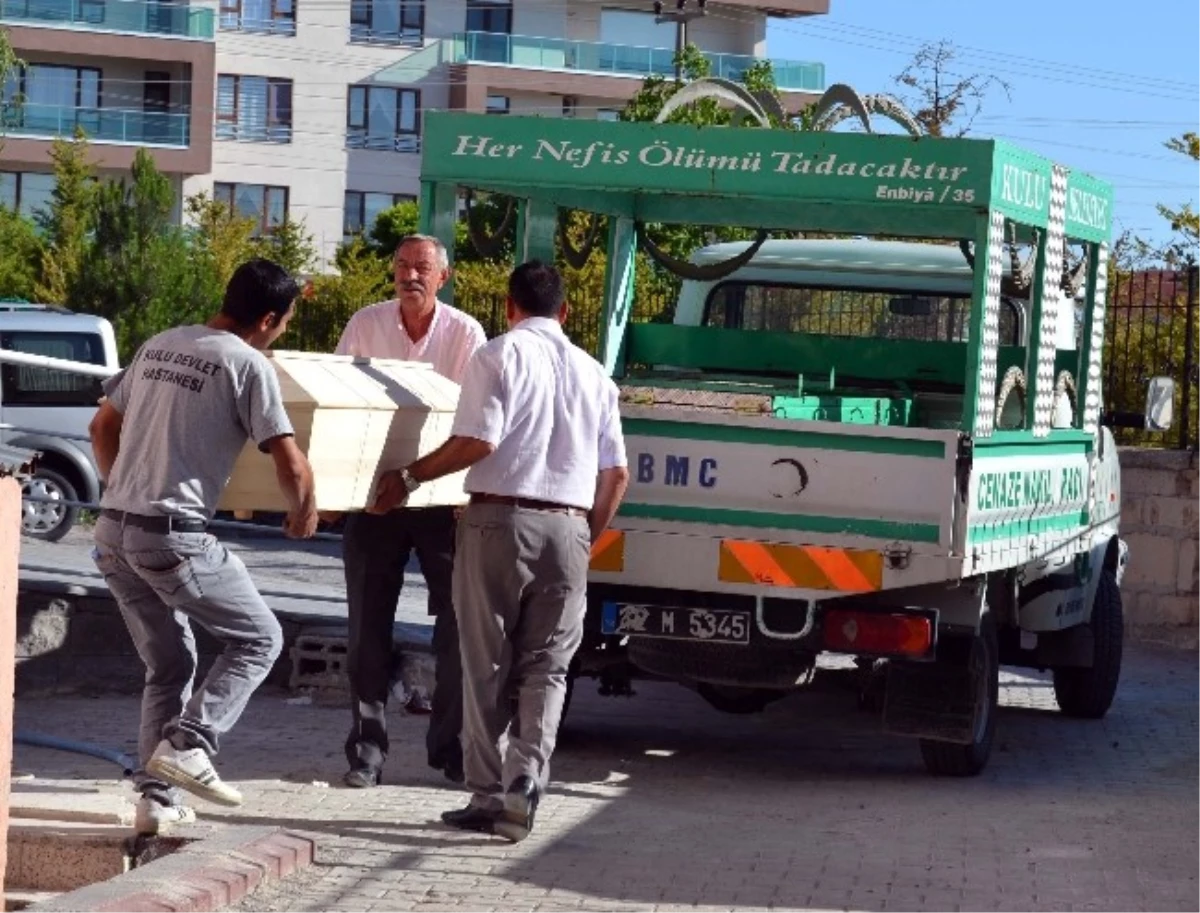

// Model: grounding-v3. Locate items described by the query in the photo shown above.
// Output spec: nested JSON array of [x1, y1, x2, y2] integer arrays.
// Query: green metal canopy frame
[[416, 110, 1114, 444]]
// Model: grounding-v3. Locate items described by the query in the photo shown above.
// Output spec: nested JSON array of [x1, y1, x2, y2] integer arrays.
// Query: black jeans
[[342, 506, 462, 773]]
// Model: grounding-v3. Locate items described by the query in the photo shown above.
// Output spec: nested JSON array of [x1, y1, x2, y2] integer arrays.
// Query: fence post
[[1182, 265, 1197, 450]]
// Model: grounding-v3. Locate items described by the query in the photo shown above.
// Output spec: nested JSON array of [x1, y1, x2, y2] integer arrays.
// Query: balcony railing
[[450, 31, 825, 92], [218, 11, 295, 35], [346, 130, 421, 154], [1, 103, 190, 146], [216, 122, 292, 143], [0, 0, 215, 39]]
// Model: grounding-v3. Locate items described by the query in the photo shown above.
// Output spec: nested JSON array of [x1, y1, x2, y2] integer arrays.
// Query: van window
[[0, 331, 106, 406], [703, 283, 1020, 346]]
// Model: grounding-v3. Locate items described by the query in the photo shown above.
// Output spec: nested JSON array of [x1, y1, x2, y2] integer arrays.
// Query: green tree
[[0, 28, 21, 153], [285, 237, 391, 351], [0, 207, 43, 299], [35, 130, 96, 304], [184, 191, 261, 293], [893, 40, 1011, 138], [260, 215, 317, 275], [369, 196, 513, 264], [1156, 132, 1199, 264]]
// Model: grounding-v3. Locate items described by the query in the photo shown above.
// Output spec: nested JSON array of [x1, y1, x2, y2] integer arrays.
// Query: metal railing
[[345, 130, 421, 154], [449, 31, 826, 92], [216, 122, 293, 144], [1104, 265, 1198, 450], [2, 102, 190, 146], [0, 0, 214, 38], [218, 12, 295, 35]]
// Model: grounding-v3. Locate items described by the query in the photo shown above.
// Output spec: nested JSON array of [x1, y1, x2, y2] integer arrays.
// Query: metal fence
[[1103, 266, 1198, 451]]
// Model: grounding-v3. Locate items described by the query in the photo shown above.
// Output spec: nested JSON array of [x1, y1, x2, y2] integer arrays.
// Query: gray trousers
[[93, 515, 283, 801], [453, 503, 590, 811], [342, 507, 461, 773]]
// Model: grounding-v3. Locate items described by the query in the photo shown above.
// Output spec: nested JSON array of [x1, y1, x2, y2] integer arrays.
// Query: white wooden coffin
[[217, 351, 468, 513]]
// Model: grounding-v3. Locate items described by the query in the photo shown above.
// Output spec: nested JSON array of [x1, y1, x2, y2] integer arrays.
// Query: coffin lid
[[265, 350, 460, 411]]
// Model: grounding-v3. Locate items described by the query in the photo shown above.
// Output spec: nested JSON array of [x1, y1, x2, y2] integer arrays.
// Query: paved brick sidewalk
[[13, 643, 1198, 912]]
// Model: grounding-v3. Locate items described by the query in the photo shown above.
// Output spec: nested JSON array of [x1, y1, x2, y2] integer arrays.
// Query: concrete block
[[1179, 467, 1199, 498], [1142, 496, 1199, 531], [1178, 541, 1199, 595], [1122, 468, 1179, 497], [1131, 592, 1198, 627], [1123, 533, 1180, 589]]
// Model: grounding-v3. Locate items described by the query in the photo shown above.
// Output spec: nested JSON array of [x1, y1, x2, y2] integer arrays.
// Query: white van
[[0, 302, 120, 541]]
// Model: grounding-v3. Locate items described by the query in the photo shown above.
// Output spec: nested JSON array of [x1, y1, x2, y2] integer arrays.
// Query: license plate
[[601, 602, 751, 645]]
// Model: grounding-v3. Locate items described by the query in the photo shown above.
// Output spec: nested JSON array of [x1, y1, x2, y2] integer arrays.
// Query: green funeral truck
[[416, 102, 1173, 776]]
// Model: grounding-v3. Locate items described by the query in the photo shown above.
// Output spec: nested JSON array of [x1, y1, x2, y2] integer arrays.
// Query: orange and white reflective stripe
[[589, 529, 625, 573], [717, 539, 883, 592]]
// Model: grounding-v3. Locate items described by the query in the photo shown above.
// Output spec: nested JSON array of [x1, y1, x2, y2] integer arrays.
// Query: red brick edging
[[26, 826, 316, 913]]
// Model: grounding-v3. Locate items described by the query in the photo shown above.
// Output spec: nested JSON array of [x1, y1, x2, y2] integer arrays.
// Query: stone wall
[[0, 477, 22, 897], [1119, 448, 1199, 648]]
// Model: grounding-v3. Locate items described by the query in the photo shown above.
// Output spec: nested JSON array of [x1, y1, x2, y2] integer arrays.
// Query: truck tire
[[1052, 570, 1123, 719], [919, 612, 999, 777]]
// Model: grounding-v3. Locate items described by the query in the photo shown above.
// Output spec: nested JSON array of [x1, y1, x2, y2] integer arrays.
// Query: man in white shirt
[[370, 260, 630, 843], [333, 234, 487, 789]]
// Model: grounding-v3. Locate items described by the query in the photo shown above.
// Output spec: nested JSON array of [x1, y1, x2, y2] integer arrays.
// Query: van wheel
[[21, 468, 79, 542], [919, 612, 999, 777], [1053, 570, 1123, 719]]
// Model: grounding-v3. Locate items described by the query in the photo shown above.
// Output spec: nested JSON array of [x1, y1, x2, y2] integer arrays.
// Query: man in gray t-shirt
[[89, 258, 318, 836]]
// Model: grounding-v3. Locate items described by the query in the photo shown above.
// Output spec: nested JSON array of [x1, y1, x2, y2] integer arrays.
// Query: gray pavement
[[18, 524, 432, 628], [12, 643, 1198, 913]]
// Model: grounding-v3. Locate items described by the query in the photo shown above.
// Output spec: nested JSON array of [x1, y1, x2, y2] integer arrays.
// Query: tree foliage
[[35, 130, 96, 305], [0, 28, 21, 153]]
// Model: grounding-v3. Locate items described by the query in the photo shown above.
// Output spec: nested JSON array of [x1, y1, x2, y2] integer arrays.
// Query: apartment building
[[1, 0, 828, 269], [0, 0, 215, 221]]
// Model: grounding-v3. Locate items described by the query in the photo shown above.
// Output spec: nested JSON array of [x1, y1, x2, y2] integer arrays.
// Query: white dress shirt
[[334, 299, 486, 384], [451, 317, 627, 510]]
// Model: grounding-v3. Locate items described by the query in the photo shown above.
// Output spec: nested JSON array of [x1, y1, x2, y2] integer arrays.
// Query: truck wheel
[[1052, 570, 1123, 719], [20, 468, 80, 543], [919, 612, 999, 777]]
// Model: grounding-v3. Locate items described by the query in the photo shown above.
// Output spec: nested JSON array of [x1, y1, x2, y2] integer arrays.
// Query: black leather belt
[[469, 493, 588, 517], [100, 509, 207, 534]]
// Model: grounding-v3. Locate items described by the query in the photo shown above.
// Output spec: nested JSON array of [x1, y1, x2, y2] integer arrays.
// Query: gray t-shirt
[[100, 325, 293, 520]]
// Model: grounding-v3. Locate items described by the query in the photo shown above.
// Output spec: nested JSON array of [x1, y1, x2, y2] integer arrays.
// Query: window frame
[[218, 0, 297, 35], [486, 94, 510, 115], [343, 190, 414, 242], [212, 181, 290, 235], [345, 85, 421, 152], [216, 73, 293, 142], [349, 0, 424, 46]]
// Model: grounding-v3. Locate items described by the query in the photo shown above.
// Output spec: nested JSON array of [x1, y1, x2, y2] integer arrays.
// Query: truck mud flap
[[881, 660, 982, 745]]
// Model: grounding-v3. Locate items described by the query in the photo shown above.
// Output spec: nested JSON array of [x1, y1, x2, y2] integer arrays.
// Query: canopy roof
[[420, 112, 1114, 244]]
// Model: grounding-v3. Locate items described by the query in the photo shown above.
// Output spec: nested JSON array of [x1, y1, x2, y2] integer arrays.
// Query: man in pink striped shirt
[[334, 234, 486, 789]]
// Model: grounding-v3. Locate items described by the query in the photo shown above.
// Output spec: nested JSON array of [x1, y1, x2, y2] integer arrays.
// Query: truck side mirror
[[1145, 376, 1175, 432]]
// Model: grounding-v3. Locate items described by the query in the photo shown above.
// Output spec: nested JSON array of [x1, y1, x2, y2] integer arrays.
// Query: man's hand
[[283, 505, 320, 539], [367, 470, 409, 515]]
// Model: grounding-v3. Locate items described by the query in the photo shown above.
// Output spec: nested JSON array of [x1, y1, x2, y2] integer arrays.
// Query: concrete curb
[[25, 825, 316, 913]]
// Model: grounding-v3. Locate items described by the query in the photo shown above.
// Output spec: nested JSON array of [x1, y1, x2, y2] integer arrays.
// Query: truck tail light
[[823, 609, 932, 658]]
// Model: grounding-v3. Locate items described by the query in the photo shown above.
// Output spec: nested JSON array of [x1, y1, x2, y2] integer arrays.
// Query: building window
[[343, 191, 413, 243], [219, 0, 296, 35], [216, 75, 293, 142], [4, 64, 102, 136], [347, 86, 420, 152], [596, 108, 620, 122], [213, 182, 289, 235], [350, 0, 422, 45], [466, 0, 510, 33], [485, 94, 509, 115], [0, 171, 56, 222]]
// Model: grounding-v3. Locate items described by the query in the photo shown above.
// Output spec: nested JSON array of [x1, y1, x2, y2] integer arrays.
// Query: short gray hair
[[394, 233, 449, 270]]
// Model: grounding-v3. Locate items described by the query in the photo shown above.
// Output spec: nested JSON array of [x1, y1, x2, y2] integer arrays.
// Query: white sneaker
[[134, 796, 196, 835], [145, 739, 243, 807]]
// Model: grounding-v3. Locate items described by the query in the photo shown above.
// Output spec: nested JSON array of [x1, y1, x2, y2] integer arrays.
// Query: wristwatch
[[399, 468, 422, 494]]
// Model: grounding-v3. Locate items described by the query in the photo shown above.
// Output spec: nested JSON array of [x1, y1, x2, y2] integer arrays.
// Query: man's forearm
[[589, 466, 630, 540], [93, 432, 119, 483], [275, 452, 315, 514], [408, 436, 495, 483]]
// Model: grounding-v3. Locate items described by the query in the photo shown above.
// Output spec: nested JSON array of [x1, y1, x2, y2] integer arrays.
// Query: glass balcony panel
[[5, 102, 188, 146], [0, 0, 215, 38]]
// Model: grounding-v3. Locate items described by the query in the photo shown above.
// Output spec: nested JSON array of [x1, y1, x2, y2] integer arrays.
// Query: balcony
[[0, 0, 215, 39], [449, 31, 825, 93], [2, 102, 190, 146], [346, 129, 421, 154]]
